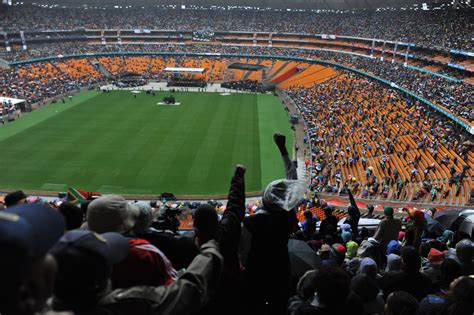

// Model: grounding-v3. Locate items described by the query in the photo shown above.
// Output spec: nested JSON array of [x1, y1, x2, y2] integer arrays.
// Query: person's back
[[243, 209, 296, 306], [51, 230, 224, 315], [142, 230, 198, 270], [291, 267, 363, 315], [319, 207, 338, 237], [374, 206, 402, 251], [455, 239, 473, 276], [242, 188, 298, 315], [385, 291, 419, 315], [380, 246, 432, 301], [242, 132, 302, 315]]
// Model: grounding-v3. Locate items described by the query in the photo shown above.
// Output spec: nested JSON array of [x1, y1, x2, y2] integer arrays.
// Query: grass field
[[0, 90, 294, 196]]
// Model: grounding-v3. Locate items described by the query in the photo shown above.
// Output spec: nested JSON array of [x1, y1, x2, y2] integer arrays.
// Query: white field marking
[[157, 102, 182, 106]]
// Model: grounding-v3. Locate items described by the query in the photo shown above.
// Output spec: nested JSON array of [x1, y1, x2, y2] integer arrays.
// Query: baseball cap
[[1, 203, 65, 258], [50, 229, 128, 265], [384, 205, 394, 216], [86, 195, 140, 234], [331, 243, 346, 258], [4, 190, 28, 208]]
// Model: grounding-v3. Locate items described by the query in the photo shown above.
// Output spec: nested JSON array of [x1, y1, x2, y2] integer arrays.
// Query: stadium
[[0, 0, 473, 315]]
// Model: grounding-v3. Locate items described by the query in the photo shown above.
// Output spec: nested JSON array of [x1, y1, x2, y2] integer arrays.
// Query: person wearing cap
[[374, 206, 402, 252], [50, 229, 223, 315], [322, 243, 346, 267], [0, 203, 65, 315], [241, 133, 301, 315], [422, 248, 446, 284], [86, 194, 178, 289], [4, 190, 28, 208]]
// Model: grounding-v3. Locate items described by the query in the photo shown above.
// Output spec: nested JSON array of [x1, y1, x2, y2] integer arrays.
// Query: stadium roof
[[14, 0, 452, 10]]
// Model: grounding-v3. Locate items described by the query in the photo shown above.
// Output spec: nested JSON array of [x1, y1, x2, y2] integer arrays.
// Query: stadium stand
[[0, 2, 473, 315]]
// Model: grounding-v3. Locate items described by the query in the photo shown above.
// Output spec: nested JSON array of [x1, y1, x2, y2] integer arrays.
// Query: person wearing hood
[[351, 274, 385, 315], [455, 239, 473, 276], [241, 133, 301, 315], [358, 237, 383, 267], [438, 230, 454, 248], [386, 253, 402, 272], [357, 257, 380, 280], [380, 246, 432, 301], [386, 239, 402, 256], [346, 240, 359, 259], [374, 206, 402, 252]]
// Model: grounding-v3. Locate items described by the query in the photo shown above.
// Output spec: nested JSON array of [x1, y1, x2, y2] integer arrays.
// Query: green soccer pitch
[[0, 90, 294, 196]]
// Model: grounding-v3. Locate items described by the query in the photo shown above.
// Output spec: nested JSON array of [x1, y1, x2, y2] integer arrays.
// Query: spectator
[[319, 206, 338, 237], [291, 266, 363, 315], [322, 243, 346, 267], [196, 164, 246, 315], [134, 201, 198, 270], [385, 253, 402, 272], [385, 291, 419, 315], [301, 210, 318, 239], [380, 246, 432, 301], [0, 203, 65, 315], [441, 276, 474, 315], [344, 190, 360, 236], [422, 248, 446, 284], [241, 133, 301, 315], [374, 206, 402, 252], [455, 239, 473, 276], [351, 274, 385, 315], [50, 229, 224, 314], [3, 190, 28, 208], [418, 258, 462, 315], [86, 194, 178, 289], [58, 202, 84, 230]]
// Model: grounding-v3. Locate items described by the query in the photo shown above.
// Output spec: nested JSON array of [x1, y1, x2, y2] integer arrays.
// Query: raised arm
[[348, 189, 360, 214], [217, 165, 246, 273], [274, 132, 297, 180]]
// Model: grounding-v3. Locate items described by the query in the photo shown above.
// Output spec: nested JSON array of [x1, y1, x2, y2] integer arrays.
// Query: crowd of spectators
[[287, 71, 473, 202], [1, 43, 472, 122], [221, 80, 270, 93], [0, 5, 472, 50], [0, 134, 473, 315]]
